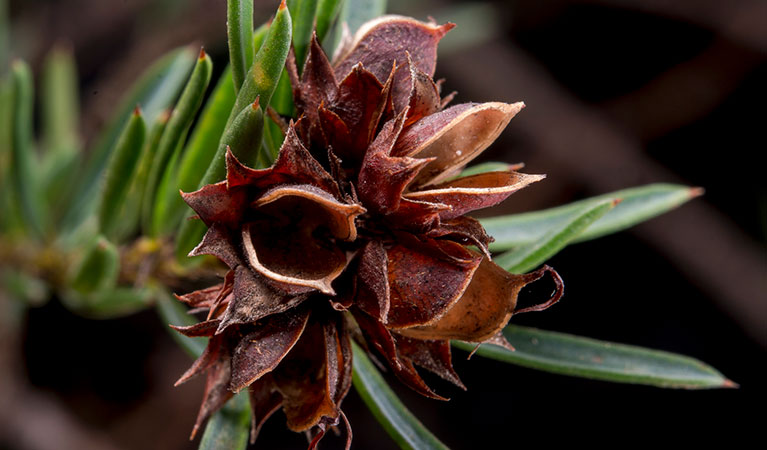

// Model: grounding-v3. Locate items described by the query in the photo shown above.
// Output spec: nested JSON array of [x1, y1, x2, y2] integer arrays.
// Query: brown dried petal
[[274, 321, 339, 431], [170, 319, 221, 338], [393, 102, 525, 186], [292, 34, 338, 133], [191, 353, 233, 439], [181, 181, 247, 228], [226, 130, 341, 198], [333, 15, 454, 88], [248, 375, 283, 444], [188, 223, 242, 268], [355, 240, 390, 323], [406, 171, 545, 220], [230, 307, 311, 391], [242, 186, 363, 295], [425, 216, 494, 259], [394, 335, 465, 389], [175, 284, 222, 308], [400, 54, 441, 125], [385, 237, 482, 329], [217, 265, 310, 332], [174, 333, 225, 386], [397, 259, 546, 342], [358, 112, 433, 214], [351, 307, 446, 400]]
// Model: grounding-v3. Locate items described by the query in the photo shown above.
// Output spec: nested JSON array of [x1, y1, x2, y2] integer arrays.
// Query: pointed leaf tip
[[133, 105, 142, 116], [689, 187, 705, 198], [199, 47, 207, 59], [279, 0, 287, 10], [252, 95, 261, 110]]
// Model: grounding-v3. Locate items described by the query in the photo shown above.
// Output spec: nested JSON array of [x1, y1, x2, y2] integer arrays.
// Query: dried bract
[[175, 15, 563, 447]]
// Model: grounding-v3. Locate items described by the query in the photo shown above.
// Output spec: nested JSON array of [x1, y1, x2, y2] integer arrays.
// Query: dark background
[[2, 0, 765, 448]]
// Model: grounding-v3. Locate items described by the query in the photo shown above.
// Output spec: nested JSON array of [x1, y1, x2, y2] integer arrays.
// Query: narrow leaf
[[155, 287, 207, 358], [144, 49, 213, 237], [0, 73, 22, 233], [227, 0, 255, 93], [495, 198, 617, 274], [315, 0, 342, 43], [291, 0, 319, 71], [62, 47, 196, 231], [111, 112, 170, 243], [453, 326, 734, 389], [227, 0, 291, 123], [9, 60, 44, 237], [482, 184, 701, 252], [41, 44, 80, 157], [198, 394, 250, 450], [352, 342, 449, 450], [98, 108, 147, 239]]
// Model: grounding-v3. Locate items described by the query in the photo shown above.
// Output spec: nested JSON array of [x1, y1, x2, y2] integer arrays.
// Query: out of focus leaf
[[145, 50, 213, 237], [453, 326, 734, 389], [198, 394, 250, 450], [41, 44, 80, 157], [63, 47, 196, 231], [227, 0, 254, 93], [10, 60, 44, 238], [0, 269, 49, 306], [352, 342, 449, 450], [315, 0, 342, 43], [482, 184, 701, 252], [334, 0, 386, 47], [98, 108, 147, 239], [494, 198, 617, 274]]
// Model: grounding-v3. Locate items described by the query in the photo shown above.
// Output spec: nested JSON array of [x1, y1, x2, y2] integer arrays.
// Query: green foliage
[[199, 394, 251, 450], [352, 342, 449, 450], [98, 109, 147, 239], [453, 326, 733, 389], [9, 61, 44, 238], [227, 0, 255, 93]]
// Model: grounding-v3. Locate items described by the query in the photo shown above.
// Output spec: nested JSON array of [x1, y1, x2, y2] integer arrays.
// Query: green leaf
[[227, 0, 255, 93], [41, 44, 80, 158], [228, 1, 291, 123], [111, 113, 170, 243], [453, 326, 734, 389], [315, 0, 342, 43], [352, 342, 449, 450], [62, 46, 196, 231], [482, 184, 701, 252], [9, 60, 44, 238], [494, 198, 617, 274], [68, 235, 120, 295], [0, 73, 22, 233], [155, 287, 206, 358], [97, 108, 147, 239], [145, 50, 213, 237], [290, 0, 319, 71], [262, 114, 285, 164], [198, 394, 250, 450]]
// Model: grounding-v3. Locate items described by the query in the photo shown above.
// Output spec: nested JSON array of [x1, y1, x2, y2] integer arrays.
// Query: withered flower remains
[[173, 15, 564, 447]]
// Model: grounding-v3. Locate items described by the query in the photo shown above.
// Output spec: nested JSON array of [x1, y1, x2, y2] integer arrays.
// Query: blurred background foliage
[[0, 0, 764, 448]]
